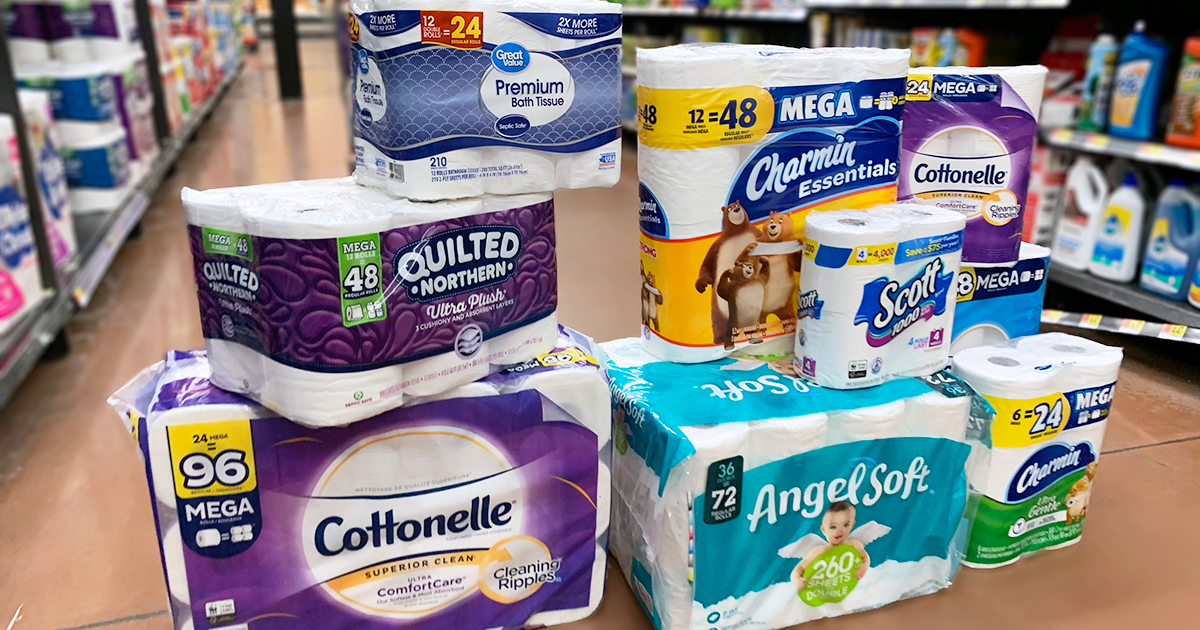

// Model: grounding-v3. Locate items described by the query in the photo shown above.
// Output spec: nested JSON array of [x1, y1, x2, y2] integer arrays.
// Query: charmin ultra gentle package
[[108, 329, 610, 630]]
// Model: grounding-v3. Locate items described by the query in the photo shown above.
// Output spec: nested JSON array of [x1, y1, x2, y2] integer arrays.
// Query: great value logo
[[393, 226, 522, 302], [853, 258, 954, 348]]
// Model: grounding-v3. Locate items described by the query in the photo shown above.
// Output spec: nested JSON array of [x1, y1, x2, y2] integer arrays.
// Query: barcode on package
[[389, 162, 404, 183]]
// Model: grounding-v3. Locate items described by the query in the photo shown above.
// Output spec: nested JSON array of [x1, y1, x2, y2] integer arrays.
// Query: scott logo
[[853, 258, 954, 348], [796, 290, 823, 320]]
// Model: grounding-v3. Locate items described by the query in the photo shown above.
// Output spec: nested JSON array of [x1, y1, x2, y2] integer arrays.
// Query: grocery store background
[[1, 0, 1200, 629]]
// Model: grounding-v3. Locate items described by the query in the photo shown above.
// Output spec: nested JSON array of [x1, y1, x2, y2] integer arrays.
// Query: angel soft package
[[635, 45, 909, 363], [604, 338, 990, 630], [796, 203, 965, 390], [952, 333, 1122, 568], [349, 0, 622, 200], [898, 66, 1047, 266], [107, 330, 611, 630], [183, 178, 559, 427]]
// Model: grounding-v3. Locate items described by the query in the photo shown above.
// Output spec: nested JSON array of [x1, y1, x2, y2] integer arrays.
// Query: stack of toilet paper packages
[[17, 60, 134, 213], [108, 52, 159, 178], [4, 0, 143, 63], [107, 328, 612, 630], [950, 242, 1050, 355], [952, 333, 1123, 568], [182, 177, 560, 427], [0, 115, 49, 335], [604, 338, 991, 630], [349, 0, 623, 200], [796, 203, 966, 389], [19, 89, 79, 272], [898, 65, 1048, 266], [635, 44, 909, 364]]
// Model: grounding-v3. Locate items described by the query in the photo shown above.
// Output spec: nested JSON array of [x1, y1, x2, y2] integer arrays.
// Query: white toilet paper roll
[[797, 211, 904, 389], [901, 391, 970, 441], [42, 0, 92, 62], [498, 358, 611, 440], [87, 0, 142, 58], [162, 524, 190, 605], [1014, 332, 1123, 391], [6, 0, 52, 64], [746, 413, 828, 470], [563, 138, 624, 189], [951, 345, 1060, 400], [826, 399, 906, 445]]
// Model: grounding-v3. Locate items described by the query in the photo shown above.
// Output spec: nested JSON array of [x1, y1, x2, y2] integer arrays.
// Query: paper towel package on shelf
[[952, 333, 1123, 568], [88, 0, 141, 58], [107, 52, 159, 168], [18, 90, 78, 270], [349, 0, 623, 200], [107, 328, 611, 630], [950, 242, 1050, 355], [183, 177, 560, 427], [795, 203, 965, 390], [0, 115, 49, 336], [604, 338, 990, 630], [59, 121, 132, 213], [4, 0, 53, 64], [635, 45, 909, 364], [898, 66, 1048, 266]]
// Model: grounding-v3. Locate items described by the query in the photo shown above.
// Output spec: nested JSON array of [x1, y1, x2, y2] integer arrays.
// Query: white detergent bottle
[[1052, 157, 1108, 270], [1089, 173, 1146, 282]]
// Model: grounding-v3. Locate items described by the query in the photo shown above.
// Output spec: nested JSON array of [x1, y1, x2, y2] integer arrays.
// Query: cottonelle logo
[[907, 126, 1020, 225], [302, 426, 535, 617]]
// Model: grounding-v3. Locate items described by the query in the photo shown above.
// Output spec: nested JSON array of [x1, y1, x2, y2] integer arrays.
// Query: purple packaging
[[898, 66, 1047, 265], [4, 1, 47, 39], [108, 332, 611, 630], [182, 179, 559, 427]]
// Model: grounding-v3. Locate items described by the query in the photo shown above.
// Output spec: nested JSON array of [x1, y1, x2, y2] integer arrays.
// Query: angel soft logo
[[393, 227, 522, 303], [853, 258, 953, 348]]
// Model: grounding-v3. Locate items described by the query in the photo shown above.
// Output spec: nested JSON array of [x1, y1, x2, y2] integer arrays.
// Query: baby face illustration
[[821, 504, 855, 546]]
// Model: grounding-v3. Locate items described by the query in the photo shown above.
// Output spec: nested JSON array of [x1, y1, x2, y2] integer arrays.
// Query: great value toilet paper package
[[349, 0, 622, 200], [635, 45, 909, 363], [183, 178, 559, 427], [605, 338, 991, 630], [898, 66, 1047, 266], [952, 333, 1122, 568], [108, 329, 611, 630], [950, 242, 1050, 354], [796, 203, 966, 389]]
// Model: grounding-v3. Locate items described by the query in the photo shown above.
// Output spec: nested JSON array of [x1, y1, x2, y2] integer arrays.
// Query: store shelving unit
[[1042, 127, 1200, 173], [1047, 267, 1200, 329], [0, 56, 244, 409]]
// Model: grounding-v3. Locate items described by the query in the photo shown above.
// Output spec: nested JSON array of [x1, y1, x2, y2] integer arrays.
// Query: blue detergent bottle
[[1109, 20, 1170, 140], [1141, 179, 1200, 299]]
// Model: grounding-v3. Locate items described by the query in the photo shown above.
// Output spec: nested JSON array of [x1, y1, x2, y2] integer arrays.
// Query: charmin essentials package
[[898, 66, 1048, 266], [108, 329, 611, 630], [636, 45, 910, 364], [183, 178, 558, 428], [795, 203, 966, 389], [605, 339, 990, 630], [950, 242, 1050, 354], [349, 0, 623, 200], [952, 333, 1122, 568]]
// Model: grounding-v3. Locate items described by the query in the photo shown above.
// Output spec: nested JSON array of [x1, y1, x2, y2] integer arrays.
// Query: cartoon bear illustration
[[1064, 462, 1098, 525], [755, 211, 804, 324], [696, 201, 762, 345], [716, 244, 769, 350], [641, 261, 663, 332]]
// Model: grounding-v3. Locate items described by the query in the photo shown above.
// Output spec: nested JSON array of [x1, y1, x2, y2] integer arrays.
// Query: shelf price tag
[[1159, 323, 1188, 340], [1041, 309, 1065, 323], [420, 10, 482, 49], [1050, 128, 1073, 143], [637, 85, 774, 150], [1080, 313, 1103, 329], [1084, 133, 1110, 150], [1118, 318, 1145, 334], [1137, 143, 1166, 160]]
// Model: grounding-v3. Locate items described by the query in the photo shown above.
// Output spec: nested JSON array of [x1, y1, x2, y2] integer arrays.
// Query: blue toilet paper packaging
[[349, 0, 622, 200], [950, 242, 1050, 355]]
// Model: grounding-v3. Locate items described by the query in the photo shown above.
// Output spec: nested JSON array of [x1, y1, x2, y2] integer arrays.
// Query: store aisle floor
[[1, 40, 1199, 630]]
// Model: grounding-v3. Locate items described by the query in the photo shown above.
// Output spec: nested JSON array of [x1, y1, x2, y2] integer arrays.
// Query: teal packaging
[[1078, 34, 1119, 131], [1141, 179, 1200, 299], [951, 243, 1050, 354], [1108, 21, 1170, 140], [603, 339, 991, 630]]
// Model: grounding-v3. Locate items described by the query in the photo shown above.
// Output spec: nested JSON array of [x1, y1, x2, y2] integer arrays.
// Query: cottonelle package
[[899, 66, 1048, 266], [605, 339, 992, 630], [107, 329, 611, 630], [950, 242, 1050, 354], [952, 333, 1122, 568], [795, 203, 965, 390], [349, 0, 622, 200], [636, 45, 909, 363], [183, 178, 559, 428]]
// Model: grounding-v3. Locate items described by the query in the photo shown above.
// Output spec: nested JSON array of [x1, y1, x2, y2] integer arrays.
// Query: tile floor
[[0, 40, 1198, 630]]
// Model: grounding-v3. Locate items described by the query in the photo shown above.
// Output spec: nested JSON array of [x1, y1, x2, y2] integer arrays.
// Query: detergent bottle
[[1142, 179, 1200, 299], [1052, 157, 1108, 270], [1078, 34, 1120, 131], [1109, 21, 1170, 140], [1089, 173, 1146, 282]]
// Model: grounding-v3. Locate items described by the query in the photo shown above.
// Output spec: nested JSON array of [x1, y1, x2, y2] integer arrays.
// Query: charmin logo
[[796, 290, 824, 320], [1007, 442, 1097, 503], [393, 227, 522, 302], [853, 258, 954, 348]]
